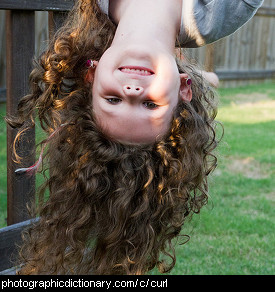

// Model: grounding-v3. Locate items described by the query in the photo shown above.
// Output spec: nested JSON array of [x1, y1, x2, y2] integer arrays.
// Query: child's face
[[89, 45, 191, 144]]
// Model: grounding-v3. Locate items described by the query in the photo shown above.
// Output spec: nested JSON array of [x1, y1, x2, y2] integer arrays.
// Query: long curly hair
[[6, 0, 220, 275]]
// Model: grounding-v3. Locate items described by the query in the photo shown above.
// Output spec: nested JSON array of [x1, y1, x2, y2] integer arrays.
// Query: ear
[[85, 60, 98, 84], [179, 73, 192, 102]]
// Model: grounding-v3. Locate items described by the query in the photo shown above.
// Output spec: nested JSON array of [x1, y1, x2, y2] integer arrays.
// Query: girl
[[7, 0, 262, 274]]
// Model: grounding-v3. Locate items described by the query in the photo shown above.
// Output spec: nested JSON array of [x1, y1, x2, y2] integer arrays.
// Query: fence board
[[0, 89, 6, 103], [0, 0, 74, 11], [216, 69, 275, 80], [257, 6, 275, 17], [6, 10, 36, 225]]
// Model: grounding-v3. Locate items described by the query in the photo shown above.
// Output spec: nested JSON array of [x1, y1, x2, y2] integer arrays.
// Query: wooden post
[[6, 10, 35, 225], [204, 44, 215, 72]]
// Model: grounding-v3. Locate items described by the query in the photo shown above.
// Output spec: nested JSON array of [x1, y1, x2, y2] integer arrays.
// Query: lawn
[[0, 82, 274, 275]]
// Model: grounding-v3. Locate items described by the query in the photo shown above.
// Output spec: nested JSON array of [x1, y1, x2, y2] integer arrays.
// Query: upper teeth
[[121, 68, 152, 75]]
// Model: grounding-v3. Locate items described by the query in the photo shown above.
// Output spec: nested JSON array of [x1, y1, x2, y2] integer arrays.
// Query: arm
[[201, 71, 219, 88]]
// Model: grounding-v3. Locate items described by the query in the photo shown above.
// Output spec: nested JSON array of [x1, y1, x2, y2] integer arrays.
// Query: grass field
[[0, 82, 274, 275]]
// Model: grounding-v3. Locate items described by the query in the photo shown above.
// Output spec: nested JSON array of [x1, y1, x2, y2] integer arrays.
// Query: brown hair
[[7, 0, 221, 275]]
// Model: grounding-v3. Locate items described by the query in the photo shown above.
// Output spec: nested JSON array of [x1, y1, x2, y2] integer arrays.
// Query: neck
[[109, 0, 182, 55]]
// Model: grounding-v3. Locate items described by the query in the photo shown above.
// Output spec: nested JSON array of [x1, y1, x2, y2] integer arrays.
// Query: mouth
[[119, 66, 154, 76]]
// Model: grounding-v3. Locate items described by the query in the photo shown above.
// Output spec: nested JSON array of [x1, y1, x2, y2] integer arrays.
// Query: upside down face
[[87, 44, 192, 144]]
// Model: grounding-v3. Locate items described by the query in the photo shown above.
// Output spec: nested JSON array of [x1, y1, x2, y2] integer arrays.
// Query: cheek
[[93, 65, 117, 98], [91, 97, 107, 134], [148, 72, 180, 100]]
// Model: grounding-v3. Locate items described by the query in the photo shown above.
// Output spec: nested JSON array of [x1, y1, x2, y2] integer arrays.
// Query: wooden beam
[[216, 69, 275, 81], [256, 7, 275, 17], [6, 10, 36, 225], [0, 0, 74, 11], [0, 219, 33, 271]]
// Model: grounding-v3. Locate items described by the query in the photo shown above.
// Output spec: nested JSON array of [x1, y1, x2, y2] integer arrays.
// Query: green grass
[[0, 82, 274, 274]]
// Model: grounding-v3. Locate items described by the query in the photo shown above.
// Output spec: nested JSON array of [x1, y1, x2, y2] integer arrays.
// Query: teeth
[[121, 68, 152, 75]]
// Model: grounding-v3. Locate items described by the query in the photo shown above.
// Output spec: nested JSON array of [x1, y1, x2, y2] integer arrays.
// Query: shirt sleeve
[[179, 0, 264, 48]]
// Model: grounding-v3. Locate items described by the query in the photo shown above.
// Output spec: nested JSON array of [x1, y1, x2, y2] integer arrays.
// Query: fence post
[[204, 44, 215, 72], [6, 10, 35, 225]]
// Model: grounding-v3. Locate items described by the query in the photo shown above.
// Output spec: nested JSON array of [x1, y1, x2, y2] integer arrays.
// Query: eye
[[106, 97, 121, 105], [143, 101, 159, 110]]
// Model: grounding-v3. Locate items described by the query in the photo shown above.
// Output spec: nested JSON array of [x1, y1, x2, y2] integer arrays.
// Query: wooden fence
[[185, 0, 275, 87], [0, 0, 274, 274]]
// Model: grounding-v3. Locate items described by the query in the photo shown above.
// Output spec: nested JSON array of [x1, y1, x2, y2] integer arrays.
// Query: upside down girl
[[7, 0, 263, 274]]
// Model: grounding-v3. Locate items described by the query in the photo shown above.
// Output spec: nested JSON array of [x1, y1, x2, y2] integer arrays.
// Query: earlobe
[[85, 60, 98, 84], [179, 73, 192, 102]]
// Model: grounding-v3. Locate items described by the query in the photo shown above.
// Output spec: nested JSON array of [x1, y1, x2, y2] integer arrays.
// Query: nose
[[123, 85, 144, 96]]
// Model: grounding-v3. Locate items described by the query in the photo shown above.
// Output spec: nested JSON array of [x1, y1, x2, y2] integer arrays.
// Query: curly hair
[[6, 0, 221, 275]]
